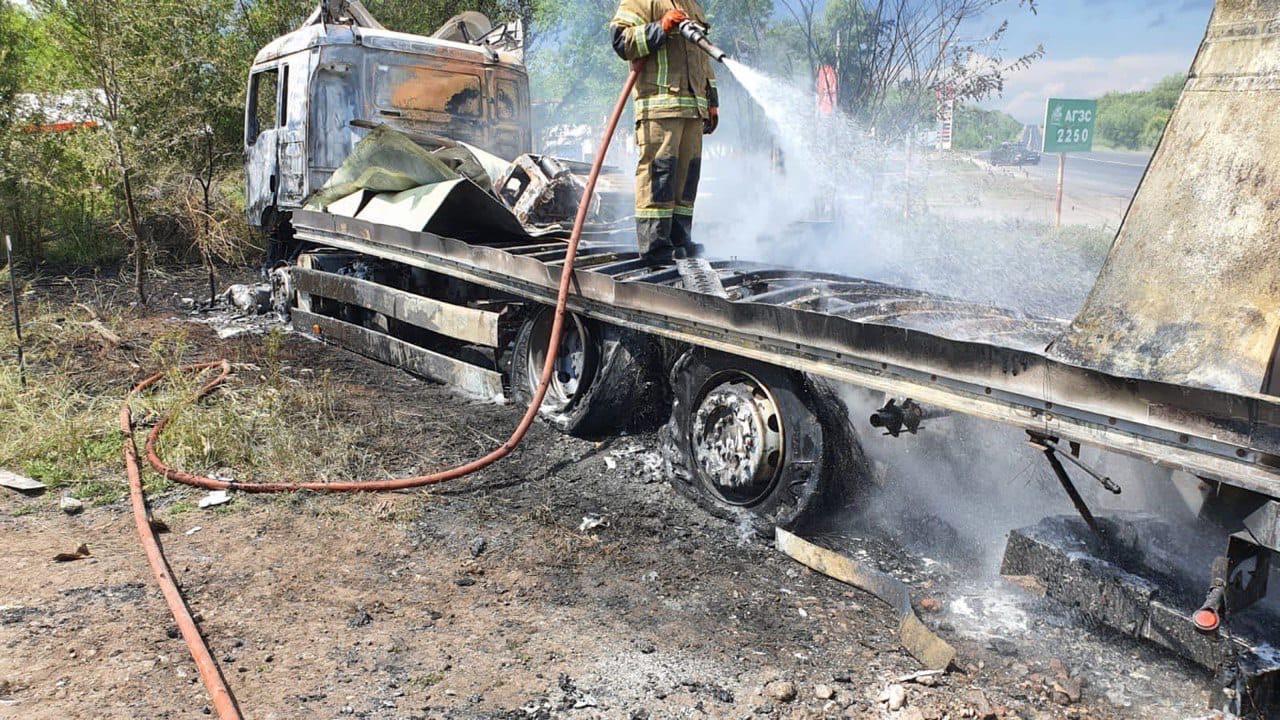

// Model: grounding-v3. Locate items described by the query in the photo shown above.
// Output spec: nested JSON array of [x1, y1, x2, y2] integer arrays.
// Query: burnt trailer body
[[251, 1, 1280, 711]]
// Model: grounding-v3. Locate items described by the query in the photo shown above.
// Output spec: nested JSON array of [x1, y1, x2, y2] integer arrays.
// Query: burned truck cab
[[244, 2, 530, 250]]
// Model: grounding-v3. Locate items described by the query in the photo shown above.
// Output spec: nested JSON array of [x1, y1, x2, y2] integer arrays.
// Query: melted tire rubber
[[662, 349, 866, 537], [509, 309, 669, 440]]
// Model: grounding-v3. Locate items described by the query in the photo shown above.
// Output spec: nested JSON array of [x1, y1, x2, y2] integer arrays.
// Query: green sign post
[[1042, 98, 1097, 226], [1043, 98, 1097, 153]]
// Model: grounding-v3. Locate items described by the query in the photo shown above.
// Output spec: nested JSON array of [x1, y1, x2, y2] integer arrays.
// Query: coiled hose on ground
[[120, 70, 641, 720]]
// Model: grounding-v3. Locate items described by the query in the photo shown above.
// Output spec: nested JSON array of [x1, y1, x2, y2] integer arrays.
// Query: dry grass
[[0, 283, 403, 506], [0, 296, 134, 502]]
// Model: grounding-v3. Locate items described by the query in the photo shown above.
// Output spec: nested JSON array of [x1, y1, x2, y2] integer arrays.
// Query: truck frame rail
[[291, 209, 1280, 507]]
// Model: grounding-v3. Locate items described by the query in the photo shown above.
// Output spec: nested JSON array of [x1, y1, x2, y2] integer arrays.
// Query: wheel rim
[[690, 372, 785, 507], [526, 311, 594, 412]]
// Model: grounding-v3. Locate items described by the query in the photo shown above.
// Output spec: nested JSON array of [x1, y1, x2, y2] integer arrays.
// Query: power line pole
[[1055, 153, 1066, 228]]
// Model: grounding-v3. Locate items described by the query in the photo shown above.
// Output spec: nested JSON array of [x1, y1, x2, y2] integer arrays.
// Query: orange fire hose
[[121, 70, 640, 720]]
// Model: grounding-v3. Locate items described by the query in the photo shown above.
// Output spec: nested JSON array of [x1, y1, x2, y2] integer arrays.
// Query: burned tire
[[662, 349, 863, 536], [509, 307, 667, 440]]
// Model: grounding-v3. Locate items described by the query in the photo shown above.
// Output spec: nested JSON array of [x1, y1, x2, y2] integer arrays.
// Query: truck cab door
[[276, 59, 309, 208], [486, 71, 531, 160], [244, 66, 284, 227]]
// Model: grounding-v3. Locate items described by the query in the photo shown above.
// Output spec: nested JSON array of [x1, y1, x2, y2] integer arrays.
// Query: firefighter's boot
[[636, 117, 704, 262]]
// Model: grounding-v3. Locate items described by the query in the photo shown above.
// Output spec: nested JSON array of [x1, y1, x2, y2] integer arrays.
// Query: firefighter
[[610, 0, 719, 263]]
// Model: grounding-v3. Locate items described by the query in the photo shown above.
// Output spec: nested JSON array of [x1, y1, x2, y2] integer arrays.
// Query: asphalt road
[[1009, 149, 1152, 200]]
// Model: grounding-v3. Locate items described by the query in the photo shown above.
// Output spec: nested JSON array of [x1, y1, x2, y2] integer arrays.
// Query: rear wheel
[[509, 307, 668, 439], [662, 349, 863, 535]]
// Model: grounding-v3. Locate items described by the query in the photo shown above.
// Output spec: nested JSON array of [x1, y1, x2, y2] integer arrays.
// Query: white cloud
[[983, 52, 1192, 123]]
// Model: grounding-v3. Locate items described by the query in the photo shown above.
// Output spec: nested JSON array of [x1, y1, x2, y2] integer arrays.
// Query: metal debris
[[1002, 514, 1280, 714], [674, 255, 728, 298], [221, 284, 273, 315], [53, 544, 91, 562], [495, 154, 584, 228], [895, 670, 945, 685], [198, 490, 232, 509], [0, 470, 44, 494], [775, 528, 956, 671]]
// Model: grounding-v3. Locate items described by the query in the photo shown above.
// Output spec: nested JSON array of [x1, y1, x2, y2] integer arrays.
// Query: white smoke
[[696, 60, 1110, 319], [706, 62, 1268, 603], [837, 385, 1203, 573]]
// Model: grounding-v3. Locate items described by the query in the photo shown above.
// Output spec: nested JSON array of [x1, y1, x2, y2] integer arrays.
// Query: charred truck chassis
[[284, 211, 1280, 605], [255, 1, 1280, 715], [282, 213, 1280, 714], [287, 238, 862, 535]]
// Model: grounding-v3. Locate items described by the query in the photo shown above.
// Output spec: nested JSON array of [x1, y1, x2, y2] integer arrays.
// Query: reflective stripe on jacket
[[609, 0, 719, 120]]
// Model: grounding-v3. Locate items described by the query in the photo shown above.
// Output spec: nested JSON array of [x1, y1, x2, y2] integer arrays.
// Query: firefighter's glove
[[661, 9, 689, 34], [704, 107, 719, 135]]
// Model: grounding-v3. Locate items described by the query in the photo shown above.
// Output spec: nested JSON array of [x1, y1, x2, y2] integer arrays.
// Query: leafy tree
[[0, 3, 111, 263], [29, 0, 168, 302], [778, 0, 1043, 139], [529, 0, 618, 128], [0, 2, 21, 255], [1098, 101, 1144, 150], [1096, 74, 1184, 150], [1141, 108, 1171, 148], [952, 105, 1022, 150], [0, 2, 24, 124]]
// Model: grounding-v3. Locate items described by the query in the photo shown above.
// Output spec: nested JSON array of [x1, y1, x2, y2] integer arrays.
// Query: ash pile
[[181, 281, 286, 339]]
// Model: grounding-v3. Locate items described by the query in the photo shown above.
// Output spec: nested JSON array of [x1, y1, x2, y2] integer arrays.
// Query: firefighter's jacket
[[609, 0, 719, 121]]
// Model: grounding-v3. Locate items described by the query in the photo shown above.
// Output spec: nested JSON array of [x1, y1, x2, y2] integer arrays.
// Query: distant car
[[989, 142, 1041, 166]]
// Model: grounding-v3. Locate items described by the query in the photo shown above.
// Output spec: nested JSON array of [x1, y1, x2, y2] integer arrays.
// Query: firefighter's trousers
[[634, 117, 703, 254]]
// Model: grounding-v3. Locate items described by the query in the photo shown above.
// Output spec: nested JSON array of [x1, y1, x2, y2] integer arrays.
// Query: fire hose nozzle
[[677, 20, 728, 63]]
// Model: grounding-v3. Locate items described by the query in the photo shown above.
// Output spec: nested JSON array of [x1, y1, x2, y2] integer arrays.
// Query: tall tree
[[529, 0, 617, 124], [31, 0, 171, 303], [780, 0, 1042, 139], [0, 2, 23, 123], [0, 1, 30, 247], [139, 0, 244, 299]]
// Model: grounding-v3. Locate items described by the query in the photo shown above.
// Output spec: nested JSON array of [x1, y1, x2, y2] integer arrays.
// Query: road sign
[[1042, 98, 1097, 226], [936, 86, 955, 151], [1043, 98, 1096, 153], [817, 65, 837, 116]]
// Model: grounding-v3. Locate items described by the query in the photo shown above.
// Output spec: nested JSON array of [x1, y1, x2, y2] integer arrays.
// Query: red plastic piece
[[1193, 608, 1221, 633]]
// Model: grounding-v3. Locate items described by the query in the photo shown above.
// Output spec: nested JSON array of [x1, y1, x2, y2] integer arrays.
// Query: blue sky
[[979, 0, 1214, 122]]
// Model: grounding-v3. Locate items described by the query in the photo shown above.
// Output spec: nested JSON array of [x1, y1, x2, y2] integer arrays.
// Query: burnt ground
[[0, 273, 1232, 719]]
